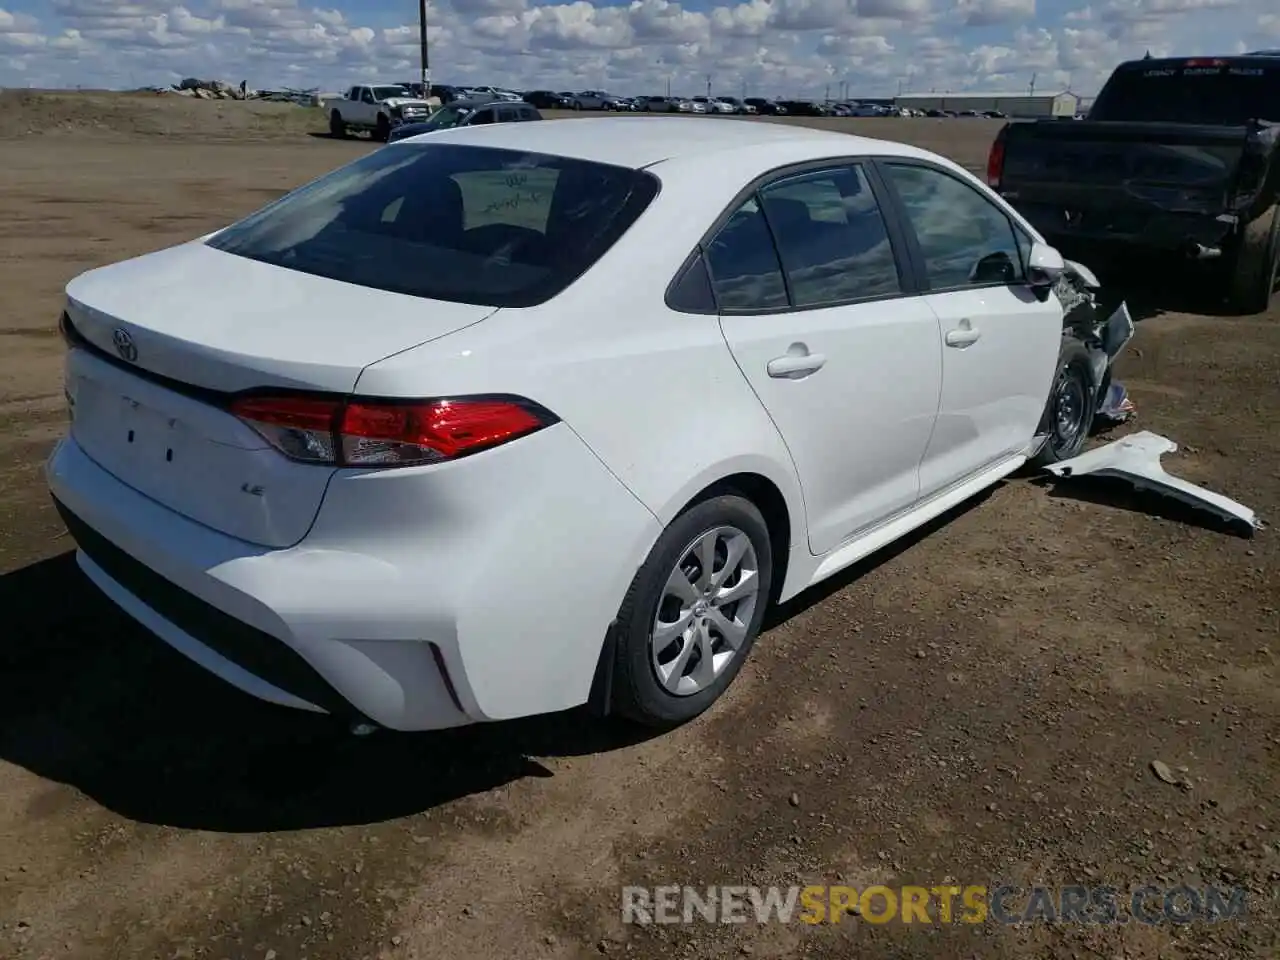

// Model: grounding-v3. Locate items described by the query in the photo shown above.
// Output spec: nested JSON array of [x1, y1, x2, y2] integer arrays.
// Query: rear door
[[877, 160, 1062, 498], [712, 162, 943, 556]]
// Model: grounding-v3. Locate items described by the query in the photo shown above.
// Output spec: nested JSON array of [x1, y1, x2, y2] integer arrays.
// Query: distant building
[[893, 91, 1080, 118]]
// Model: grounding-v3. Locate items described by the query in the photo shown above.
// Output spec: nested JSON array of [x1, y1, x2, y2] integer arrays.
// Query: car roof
[[446, 97, 531, 109], [408, 116, 931, 169]]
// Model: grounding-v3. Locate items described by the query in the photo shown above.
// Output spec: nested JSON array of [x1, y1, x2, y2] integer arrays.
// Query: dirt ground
[[0, 93, 1277, 960]]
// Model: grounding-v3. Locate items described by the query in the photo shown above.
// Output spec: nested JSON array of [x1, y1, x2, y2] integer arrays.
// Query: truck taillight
[[987, 134, 1006, 189], [230, 394, 556, 467]]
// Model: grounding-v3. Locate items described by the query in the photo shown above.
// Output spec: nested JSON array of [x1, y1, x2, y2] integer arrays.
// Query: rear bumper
[[46, 426, 661, 731], [1012, 201, 1239, 256]]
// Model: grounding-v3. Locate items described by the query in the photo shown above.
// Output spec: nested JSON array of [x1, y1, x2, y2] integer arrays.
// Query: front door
[[876, 160, 1064, 498], [711, 162, 943, 556]]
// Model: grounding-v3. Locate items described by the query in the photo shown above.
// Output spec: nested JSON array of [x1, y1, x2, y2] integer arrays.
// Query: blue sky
[[0, 0, 1276, 97]]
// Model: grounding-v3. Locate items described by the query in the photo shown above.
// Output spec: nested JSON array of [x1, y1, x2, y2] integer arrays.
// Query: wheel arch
[[586, 465, 801, 719]]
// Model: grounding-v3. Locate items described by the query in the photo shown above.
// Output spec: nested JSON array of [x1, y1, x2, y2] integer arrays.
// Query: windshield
[[423, 105, 474, 129], [1090, 62, 1280, 124], [205, 143, 660, 308], [371, 86, 409, 101]]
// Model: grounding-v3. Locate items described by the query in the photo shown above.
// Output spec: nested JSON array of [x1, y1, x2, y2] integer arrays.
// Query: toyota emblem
[[111, 327, 138, 363]]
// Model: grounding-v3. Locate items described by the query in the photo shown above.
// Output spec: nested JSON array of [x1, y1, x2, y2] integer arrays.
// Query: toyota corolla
[[47, 117, 1127, 733]]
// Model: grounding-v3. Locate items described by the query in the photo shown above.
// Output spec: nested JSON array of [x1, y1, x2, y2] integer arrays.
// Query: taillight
[[229, 394, 555, 468], [987, 132, 1006, 189]]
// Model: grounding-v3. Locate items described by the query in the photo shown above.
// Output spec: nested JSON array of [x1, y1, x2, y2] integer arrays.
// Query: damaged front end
[[1037, 263, 1262, 535], [1054, 258, 1137, 425]]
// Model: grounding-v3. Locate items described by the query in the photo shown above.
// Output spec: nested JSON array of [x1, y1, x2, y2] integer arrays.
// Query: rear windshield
[[205, 143, 659, 308], [1090, 62, 1280, 125]]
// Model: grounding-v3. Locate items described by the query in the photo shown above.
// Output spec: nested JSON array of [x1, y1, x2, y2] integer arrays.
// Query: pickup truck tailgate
[[998, 121, 1254, 246]]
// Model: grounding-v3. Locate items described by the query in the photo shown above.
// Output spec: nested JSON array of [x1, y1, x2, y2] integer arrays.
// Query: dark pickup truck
[[987, 54, 1280, 313]]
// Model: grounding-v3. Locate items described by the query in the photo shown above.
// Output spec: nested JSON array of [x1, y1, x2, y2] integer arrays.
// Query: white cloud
[[0, 0, 1271, 97]]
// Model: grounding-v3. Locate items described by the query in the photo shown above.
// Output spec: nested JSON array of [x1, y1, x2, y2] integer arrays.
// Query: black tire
[[572, 101, 582, 111], [610, 495, 774, 727], [1226, 205, 1280, 315], [1030, 336, 1097, 467], [328, 111, 346, 138], [374, 114, 391, 143]]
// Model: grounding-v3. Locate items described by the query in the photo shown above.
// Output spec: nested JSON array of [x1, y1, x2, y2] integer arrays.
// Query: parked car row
[[323, 78, 1007, 144]]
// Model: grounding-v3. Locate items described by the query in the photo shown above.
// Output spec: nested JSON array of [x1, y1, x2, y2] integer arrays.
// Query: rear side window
[[1090, 62, 1280, 125], [759, 165, 901, 306], [206, 143, 659, 308], [704, 198, 788, 311]]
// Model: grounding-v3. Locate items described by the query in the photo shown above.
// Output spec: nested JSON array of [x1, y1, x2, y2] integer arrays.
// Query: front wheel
[[610, 495, 773, 727], [328, 111, 346, 138], [374, 114, 391, 142], [1030, 337, 1097, 467]]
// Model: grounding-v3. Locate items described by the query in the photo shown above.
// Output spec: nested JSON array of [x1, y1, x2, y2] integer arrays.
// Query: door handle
[[944, 321, 981, 348], [767, 351, 827, 378]]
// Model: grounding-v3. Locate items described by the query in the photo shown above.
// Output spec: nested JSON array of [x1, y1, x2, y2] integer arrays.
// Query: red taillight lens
[[230, 394, 554, 468], [987, 136, 1005, 189], [230, 395, 341, 464]]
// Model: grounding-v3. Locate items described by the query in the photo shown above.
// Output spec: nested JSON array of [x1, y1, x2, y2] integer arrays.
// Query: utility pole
[[706, 74, 712, 99], [1028, 72, 1037, 96], [824, 82, 830, 101], [418, 0, 430, 94], [740, 77, 746, 100]]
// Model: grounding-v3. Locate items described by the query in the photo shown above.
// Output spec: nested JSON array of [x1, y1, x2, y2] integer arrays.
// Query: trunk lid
[[63, 241, 496, 548]]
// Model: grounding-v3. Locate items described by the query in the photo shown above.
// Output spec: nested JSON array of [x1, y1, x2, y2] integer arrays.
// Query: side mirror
[[1026, 241, 1065, 301]]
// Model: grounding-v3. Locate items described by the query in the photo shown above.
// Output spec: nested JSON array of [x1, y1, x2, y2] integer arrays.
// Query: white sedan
[[46, 117, 1122, 733]]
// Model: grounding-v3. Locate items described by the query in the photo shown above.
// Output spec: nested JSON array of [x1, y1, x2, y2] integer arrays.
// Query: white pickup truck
[[326, 84, 439, 141]]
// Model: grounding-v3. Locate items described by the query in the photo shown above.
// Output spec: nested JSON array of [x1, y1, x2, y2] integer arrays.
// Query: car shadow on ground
[[0, 552, 660, 832], [1080, 259, 1253, 322], [0, 467, 1235, 835], [0, 489, 1002, 834]]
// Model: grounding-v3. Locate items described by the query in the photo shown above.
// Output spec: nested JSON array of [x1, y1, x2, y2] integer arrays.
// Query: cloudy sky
[[0, 0, 1277, 98]]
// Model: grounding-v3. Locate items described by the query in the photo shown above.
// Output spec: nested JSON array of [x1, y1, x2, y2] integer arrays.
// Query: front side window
[[703, 197, 788, 311], [206, 143, 659, 308], [469, 109, 495, 125], [883, 163, 1024, 290], [759, 164, 901, 307]]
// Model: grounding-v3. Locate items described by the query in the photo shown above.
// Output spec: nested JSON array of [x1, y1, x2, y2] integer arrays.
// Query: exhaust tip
[[1181, 240, 1223, 260]]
